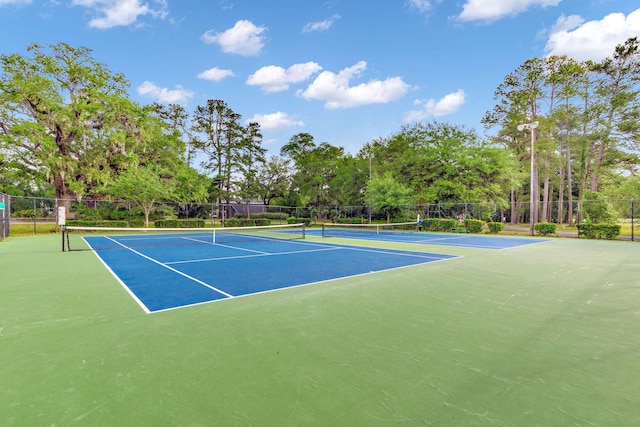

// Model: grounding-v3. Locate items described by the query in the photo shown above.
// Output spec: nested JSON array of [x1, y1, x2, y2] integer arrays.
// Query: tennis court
[[68, 225, 458, 312], [2, 230, 639, 426], [318, 222, 550, 249]]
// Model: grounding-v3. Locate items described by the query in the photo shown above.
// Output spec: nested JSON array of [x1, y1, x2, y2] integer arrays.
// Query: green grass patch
[[10, 222, 58, 235]]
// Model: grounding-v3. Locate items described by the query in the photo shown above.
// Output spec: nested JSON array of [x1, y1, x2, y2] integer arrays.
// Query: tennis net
[[62, 223, 306, 251], [321, 222, 418, 238]]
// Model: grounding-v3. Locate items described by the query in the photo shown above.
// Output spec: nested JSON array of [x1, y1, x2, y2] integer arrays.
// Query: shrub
[[66, 220, 129, 227], [128, 219, 145, 227], [225, 218, 241, 227], [423, 218, 457, 232], [155, 219, 178, 228], [464, 219, 484, 233], [287, 217, 312, 226], [253, 212, 289, 220], [599, 224, 622, 239], [487, 222, 504, 233], [223, 218, 269, 227], [577, 223, 621, 239], [333, 217, 365, 224], [182, 219, 206, 228], [12, 209, 49, 219], [155, 219, 206, 228], [534, 222, 556, 236]]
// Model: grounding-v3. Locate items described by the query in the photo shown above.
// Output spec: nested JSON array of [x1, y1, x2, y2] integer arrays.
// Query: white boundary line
[[150, 254, 461, 314], [83, 237, 152, 314], [85, 233, 464, 314], [166, 246, 342, 265], [314, 229, 553, 251], [103, 236, 234, 298]]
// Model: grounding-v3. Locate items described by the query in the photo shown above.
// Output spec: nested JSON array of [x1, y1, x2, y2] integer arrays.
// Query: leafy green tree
[[255, 155, 291, 205], [369, 122, 514, 205], [173, 166, 210, 206], [0, 42, 135, 211], [191, 99, 234, 212], [581, 191, 617, 223], [191, 100, 265, 217], [152, 103, 197, 167], [587, 37, 640, 192], [236, 122, 266, 216], [281, 133, 344, 211], [366, 172, 413, 223], [483, 38, 640, 225], [105, 164, 176, 227], [327, 155, 368, 207]]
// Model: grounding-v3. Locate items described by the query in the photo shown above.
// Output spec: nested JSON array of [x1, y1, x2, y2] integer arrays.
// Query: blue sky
[[1, 0, 639, 157]]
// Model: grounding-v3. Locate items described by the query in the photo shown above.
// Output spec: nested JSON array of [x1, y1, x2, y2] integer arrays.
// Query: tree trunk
[[510, 189, 517, 224], [590, 142, 607, 192], [52, 172, 74, 218], [533, 156, 539, 224], [541, 152, 550, 222], [557, 164, 565, 224], [567, 145, 574, 225]]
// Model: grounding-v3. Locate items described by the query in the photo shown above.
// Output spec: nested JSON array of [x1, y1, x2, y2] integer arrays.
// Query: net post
[[61, 226, 67, 252], [321, 223, 326, 238], [302, 223, 306, 239]]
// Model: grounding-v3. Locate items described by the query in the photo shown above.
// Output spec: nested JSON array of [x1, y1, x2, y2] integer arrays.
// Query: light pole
[[517, 120, 538, 236], [368, 154, 372, 223]]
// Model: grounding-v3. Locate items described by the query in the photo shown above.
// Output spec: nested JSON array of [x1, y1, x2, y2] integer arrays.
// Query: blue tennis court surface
[[314, 228, 549, 249], [86, 234, 457, 313]]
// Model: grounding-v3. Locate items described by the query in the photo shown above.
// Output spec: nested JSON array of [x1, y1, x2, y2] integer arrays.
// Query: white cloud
[[201, 20, 266, 56], [247, 62, 322, 93], [457, 0, 561, 22], [302, 14, 340, 33], [137, 81, 193, 105], [0, 0, 31, 6], [406, 0, 434, 14], [403, 90, 466, 122], [544, 9, 640, 61], [298, 61, 410, 109], [197, 67, 235, 82], [71, 0, 168, 29], [246, 112, 304, 133]]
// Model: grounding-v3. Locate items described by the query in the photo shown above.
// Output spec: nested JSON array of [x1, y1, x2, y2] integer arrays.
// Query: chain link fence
[[4, 195, 638, 241], [0, 193, 9, 239]]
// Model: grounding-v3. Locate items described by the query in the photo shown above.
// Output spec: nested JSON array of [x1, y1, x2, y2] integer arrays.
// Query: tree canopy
[[1, 40, 639, 225]]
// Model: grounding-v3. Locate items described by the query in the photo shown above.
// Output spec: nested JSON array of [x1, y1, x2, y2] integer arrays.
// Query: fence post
[[0, 193, 8, 239], [632, 198, 635, 242], [32, 196, 37, 235]]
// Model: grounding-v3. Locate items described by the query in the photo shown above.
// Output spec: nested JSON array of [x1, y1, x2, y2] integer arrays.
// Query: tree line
[[1, 40, 639, 225]]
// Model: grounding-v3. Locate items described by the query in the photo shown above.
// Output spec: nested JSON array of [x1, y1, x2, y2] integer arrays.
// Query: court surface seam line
[[104, 236, 235, 298]]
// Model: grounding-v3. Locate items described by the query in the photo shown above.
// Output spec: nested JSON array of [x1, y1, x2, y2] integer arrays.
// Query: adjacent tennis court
[[318, 222, 550, 249], [68, 224, 458, 312]]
